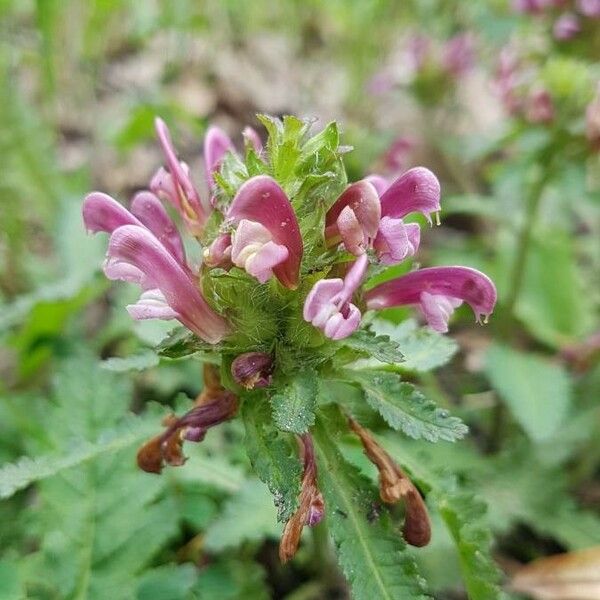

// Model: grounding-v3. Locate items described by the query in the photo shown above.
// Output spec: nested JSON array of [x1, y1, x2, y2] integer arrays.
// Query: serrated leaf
[[313, 407, 431, 600], [19, 353, 179, 600], [343, 328, 404, 364], [0, 415, 155, 500], [436, 492, 504, 600], [484, 343, 572, 442], [373, 319, 457, 372], [204, 479, 279, 551], [156, 327, 219, 359], [242, 400, 301, 522], [270, 370, 318, 433], [340, 370, 467, 442]]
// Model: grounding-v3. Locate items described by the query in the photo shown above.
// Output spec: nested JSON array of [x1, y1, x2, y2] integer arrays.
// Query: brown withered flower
[[231, 352, 273, 389], [279, 433, 325, 563], [136, 364, 238, 474], [348, 417, 431, 547]]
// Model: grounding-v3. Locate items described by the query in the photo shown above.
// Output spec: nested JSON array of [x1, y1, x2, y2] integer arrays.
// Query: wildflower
[[203, 125, 234, 189], [224, 176, 303, 288], [442, 33, 475, 77], [526, 89, 555, 124], [365, 266, 497, 333], [553, 13, 581, 39], [82, 191, 229, 343], [577, 0, 600, 17], [303, 254, 368, 340]]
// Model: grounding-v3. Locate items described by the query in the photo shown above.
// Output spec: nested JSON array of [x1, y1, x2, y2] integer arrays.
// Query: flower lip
[[108, 224, 229, 343], [365, 265, 497, 326], [379, 167, 441, 224], [228, 175, 303, 289], [325, 180, 381, 255]]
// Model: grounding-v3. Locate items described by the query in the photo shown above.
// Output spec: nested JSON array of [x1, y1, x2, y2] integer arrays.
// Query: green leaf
[[270, 370, 318, 433], [436, 492, 504, 600], [343, 328, 404, 364], [313, 408, 431, 600], [101, 351, 159, 372], [191, 559, 270, 600], [514, 231, 595, 347], [340, 370, 467, 442], [204, 479, 279, 551], [373, 319, 458, 372], [20, 353, 179, 600], [136, 564, 197, 600], [242, 400, 301, 522], [484, 343, 572, 442], [156, 327, 219, 360]]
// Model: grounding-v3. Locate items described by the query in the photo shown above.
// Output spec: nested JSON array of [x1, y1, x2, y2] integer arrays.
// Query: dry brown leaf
[[510, 546, 600, 600]]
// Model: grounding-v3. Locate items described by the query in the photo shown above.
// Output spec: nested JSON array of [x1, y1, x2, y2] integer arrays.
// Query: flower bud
[[231, 352, 273, 389]]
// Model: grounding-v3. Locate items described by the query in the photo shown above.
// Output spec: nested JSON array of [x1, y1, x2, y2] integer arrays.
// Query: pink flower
[[442, 34, 475, 77], [365, 266, 497, 333], [303, 254, 368, 340], [325, 180, 381, 256], [82, 192, 229, 343], [151, 118, 211, 236], [526, 89, 555, 124], [553, 13, 581, 40], [209, 176, 303, 289], [577, 0, 600, 17]]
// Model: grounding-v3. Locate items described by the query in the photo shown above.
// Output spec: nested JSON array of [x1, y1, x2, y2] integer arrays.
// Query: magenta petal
[[204, 233, 232, 267], [365, 266, 497, 325], [108, 225, 229, 343], [373, 217, 420, 264], [379, 167, 441, 223], [228, 176, 303, 289], [83, 192, 140, 234], [245, 241, 289, 284], [127, 289, 179, 320], [104, 259, 146, 287], [419, 292, 463, 332], [323, 303, 361, 340], [365, 175, 391, 196], [130, 191, 186, 264], [203, 125, 234, 187], [336, 206, 367, 255], [242, 126, 263, 154], [303, 279, 344, 325], [154, 117, 209, 232], [326, 180, 381, 238]]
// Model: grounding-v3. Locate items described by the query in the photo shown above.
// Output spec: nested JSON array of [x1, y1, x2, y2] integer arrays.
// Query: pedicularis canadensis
[[83, 115, 496, 564]]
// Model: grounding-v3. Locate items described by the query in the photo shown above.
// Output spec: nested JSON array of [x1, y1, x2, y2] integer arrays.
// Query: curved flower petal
[[373, 217, 420, 265], [379, 167, 441, 224], [203, 125, 234, 187], [108, 224, 229, 343], [303, 254, 368, 340], [103, 259, 146, 287], [154, 117, 209, 233], [204, 233, 232, 267], [419, 292, 463, 332], [83, 192, 140, 234], [325, 180, 381, 255], [130, 191, 186, 264], [228, 176, 303, 289], [365, 174, 391, 196], [365, 266, 497, 327]]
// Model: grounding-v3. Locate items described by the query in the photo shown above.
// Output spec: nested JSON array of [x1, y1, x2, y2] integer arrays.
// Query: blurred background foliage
[[0, 0, 599, 598]]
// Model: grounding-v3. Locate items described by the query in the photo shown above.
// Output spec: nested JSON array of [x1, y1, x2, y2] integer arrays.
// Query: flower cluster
[[512, 0, 600, 40], [82, 115, 496, 560]]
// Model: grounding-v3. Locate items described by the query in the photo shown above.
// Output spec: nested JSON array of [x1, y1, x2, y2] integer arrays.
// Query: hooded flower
[[208, 176, 303, 288], [151, 117, 211, 235], [365, 266, 497, 333], [303, 254, 368, 340], [82, 191, 229, 343]]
